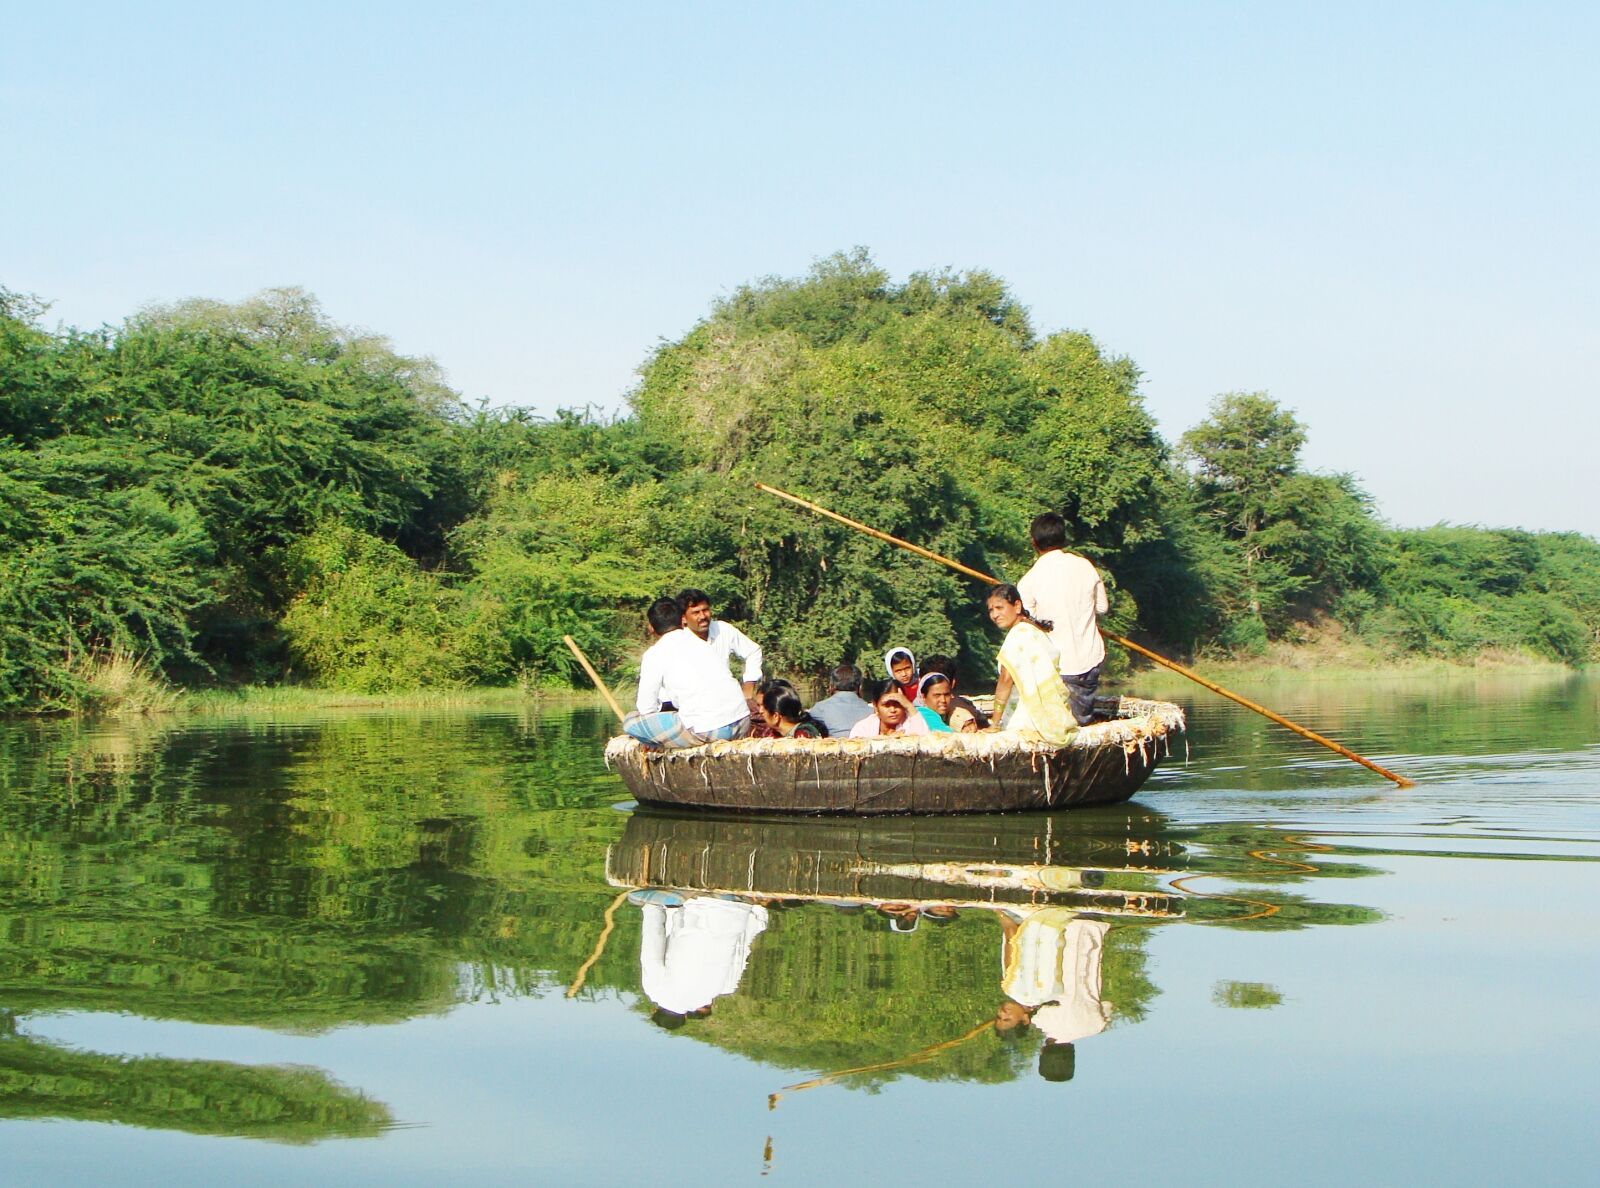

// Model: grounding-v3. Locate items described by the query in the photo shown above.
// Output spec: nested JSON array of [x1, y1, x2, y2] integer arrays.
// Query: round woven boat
[[603, 696, 1185, 815]]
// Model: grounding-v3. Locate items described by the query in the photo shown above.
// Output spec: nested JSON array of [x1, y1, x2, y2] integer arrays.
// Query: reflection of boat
[[605, 807, 1186, 919], [603, 697, 1185, 815]]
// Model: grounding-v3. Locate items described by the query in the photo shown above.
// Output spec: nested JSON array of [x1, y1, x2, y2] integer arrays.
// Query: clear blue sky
[[5, 1, 1596, 535]]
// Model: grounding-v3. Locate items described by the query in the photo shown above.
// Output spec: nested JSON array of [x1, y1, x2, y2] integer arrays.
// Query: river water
[[2, 671, 1596, 1185]]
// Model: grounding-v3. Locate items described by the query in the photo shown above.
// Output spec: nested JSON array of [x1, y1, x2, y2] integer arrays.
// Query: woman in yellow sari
[[986, 584, 1078, 745]]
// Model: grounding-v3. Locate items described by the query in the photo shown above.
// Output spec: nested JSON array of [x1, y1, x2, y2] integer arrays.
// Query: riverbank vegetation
[[3, 255, 1597, 712]]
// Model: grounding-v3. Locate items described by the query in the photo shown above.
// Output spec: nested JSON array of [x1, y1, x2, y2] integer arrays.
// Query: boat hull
[[604, 697, 1184, 816]]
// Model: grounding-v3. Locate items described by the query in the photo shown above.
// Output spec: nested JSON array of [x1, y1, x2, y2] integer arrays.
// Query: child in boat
[[986, 584, 1078, 745], [759, 686, 829, 738], [849, 679, 932, 738], [883, 648, 920, 701]]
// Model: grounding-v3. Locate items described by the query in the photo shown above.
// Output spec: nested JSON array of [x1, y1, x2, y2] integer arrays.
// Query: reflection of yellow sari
[[998, 621, 1078, 744]]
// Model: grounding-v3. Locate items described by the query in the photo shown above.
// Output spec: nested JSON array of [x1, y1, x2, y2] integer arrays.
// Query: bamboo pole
[[565, 889, 631, 998], [767, 1020, 993, 1109], [754, 482, 1414, 789], [563, 635, 627, 724]]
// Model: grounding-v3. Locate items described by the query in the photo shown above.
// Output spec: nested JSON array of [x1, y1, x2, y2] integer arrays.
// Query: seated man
[[678, 588, 764, 704], [624, 597, 752, 749], [809, 663, 874, 738]]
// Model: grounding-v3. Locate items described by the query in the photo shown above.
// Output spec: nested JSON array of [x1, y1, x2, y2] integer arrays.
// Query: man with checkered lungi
[[623, 597, 754, 749]]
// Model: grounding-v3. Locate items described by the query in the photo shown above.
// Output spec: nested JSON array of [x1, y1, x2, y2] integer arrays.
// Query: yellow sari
[[998, 621, 1078, 744]]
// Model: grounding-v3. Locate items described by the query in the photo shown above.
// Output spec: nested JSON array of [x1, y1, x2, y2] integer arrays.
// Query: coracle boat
[[604, 695, 1185, 815]]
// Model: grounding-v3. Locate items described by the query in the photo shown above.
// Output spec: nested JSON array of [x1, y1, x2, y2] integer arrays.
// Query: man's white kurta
[[705, 620, 764, 684], [1016, 549, 1108, 676], [639, 898, 769, 1015], [635, 628, 750, 732]]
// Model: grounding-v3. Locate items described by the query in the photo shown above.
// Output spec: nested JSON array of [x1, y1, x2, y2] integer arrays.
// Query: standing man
[[1016, 512, 1109, 726], [624, 597, 752, 749], [677, 588, 764, 704], [809, 663, 874, 738]]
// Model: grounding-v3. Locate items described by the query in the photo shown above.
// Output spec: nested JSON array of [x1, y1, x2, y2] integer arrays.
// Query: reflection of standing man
[[638, 895, 769, 1028], [678, 588, 764, 705], [993, 908, 1112, 1081]]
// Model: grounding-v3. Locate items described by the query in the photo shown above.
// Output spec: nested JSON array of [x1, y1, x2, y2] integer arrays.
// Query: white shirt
[[639, 898, 769, 1015], [636, 628, 751, 732], [1016, 549, 1108, 676], [704, 620, 764, 684]]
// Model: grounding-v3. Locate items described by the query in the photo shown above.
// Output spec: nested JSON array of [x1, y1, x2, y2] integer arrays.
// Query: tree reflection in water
[[0, 710, 1385, 1141], [606, 806, 1382, 1097]]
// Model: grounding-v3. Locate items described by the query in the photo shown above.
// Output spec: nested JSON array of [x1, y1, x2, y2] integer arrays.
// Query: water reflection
[[638, 894, 770, 1026], [12, 679, 1582, 1163], [603, 807, 1381, 1095], [0, 1019, 390, 1143]]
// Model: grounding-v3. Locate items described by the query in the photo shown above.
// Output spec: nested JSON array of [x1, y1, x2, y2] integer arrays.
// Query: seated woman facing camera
[[758, 685, 829, 739], [915, 671, 968, 733], [849, 679, 932, 738]]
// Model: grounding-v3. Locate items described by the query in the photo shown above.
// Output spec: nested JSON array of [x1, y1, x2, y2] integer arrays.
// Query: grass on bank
[[178, 684, 614, 716], [1122, 626, 1574, 687], [69, 649, 181, 716], [41, 639, 1583, 721]]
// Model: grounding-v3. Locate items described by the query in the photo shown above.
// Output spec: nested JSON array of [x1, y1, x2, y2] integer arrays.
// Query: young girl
[[759, 686, 829, 739], [849, 679, 932, 738], [883, 648, 920, 701], [986, 583, 1078, 744]]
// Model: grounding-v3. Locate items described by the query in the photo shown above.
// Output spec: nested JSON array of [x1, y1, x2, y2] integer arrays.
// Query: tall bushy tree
[[624, 250, 1168, 678], [1179, 392, 1383, 643]]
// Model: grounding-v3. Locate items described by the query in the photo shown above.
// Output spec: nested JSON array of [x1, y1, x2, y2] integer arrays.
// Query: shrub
[[279, 525, 510, 692]]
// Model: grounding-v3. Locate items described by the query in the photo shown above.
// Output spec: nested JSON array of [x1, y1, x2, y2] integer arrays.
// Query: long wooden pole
[[563, 635, 627, 724], [566, 889, 631, 998], [754, 482, 1414, 789]]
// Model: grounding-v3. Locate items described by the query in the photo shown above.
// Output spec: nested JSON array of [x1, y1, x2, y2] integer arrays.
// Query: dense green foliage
[[2, 258, 1597, 709]]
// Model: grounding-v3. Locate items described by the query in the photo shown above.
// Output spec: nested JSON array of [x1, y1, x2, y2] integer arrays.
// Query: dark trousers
[[1061, 664, 1103, 726]]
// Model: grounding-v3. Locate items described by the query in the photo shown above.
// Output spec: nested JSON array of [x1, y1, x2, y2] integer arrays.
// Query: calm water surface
[[2, 672, 1597, 1185]]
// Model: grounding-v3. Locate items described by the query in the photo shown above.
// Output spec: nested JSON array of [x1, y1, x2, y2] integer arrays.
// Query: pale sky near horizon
[[5, 2, 1596, 536]]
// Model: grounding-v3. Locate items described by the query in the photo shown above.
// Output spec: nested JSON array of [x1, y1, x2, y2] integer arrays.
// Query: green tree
[[279, 523, 511, 691], [1179, 392, 1383, 642], [623, 250, 1169, 678]]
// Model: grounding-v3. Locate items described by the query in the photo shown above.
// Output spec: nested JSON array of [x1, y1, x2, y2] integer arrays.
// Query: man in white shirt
[[678, 588, 764, 704], [1015, 512, 1109, 725], [623, 598, 753, 748]]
